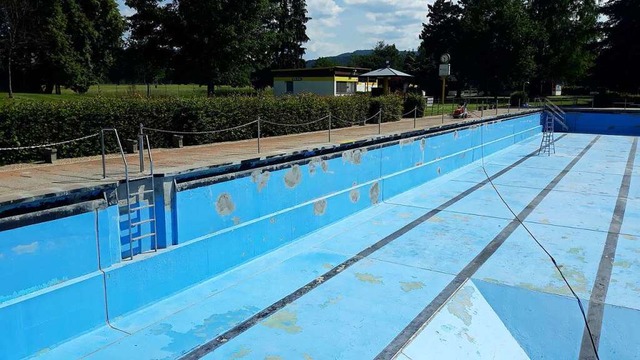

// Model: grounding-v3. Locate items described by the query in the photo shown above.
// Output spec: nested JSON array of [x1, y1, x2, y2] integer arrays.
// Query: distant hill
[[305, 50, 373, 68]]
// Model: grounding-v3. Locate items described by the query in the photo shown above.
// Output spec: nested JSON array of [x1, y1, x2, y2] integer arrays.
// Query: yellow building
[[272, 67, 376, 96]]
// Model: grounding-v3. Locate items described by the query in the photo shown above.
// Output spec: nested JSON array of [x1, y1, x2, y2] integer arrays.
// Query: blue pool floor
[[33, 133, 640, 360]]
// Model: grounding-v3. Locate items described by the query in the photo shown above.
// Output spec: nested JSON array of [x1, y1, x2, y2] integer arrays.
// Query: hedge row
[[0, 94, 404, 165]]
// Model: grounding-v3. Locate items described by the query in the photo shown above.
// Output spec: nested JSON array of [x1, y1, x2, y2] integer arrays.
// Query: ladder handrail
[[543, 98, 569, 131], [100, 129, 133, 259], [144, 134, 158, 253], [544, 98, 565, 115]]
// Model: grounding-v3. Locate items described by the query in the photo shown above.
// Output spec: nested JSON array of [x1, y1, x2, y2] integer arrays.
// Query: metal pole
[[257, 116, 261, 154], [495, 99, 498, 115], [101, 130, 106, 179], [481, 108, 484, 120], [507, 101, 510, 114], [378, 110, 382, 135], [518, 98, 521, 110], [592, 95, 595, 109], [138, 123, 144, 173], [328, 112, 332, 142], [441, 77, 446, 109], [413, 106, 417, 128]]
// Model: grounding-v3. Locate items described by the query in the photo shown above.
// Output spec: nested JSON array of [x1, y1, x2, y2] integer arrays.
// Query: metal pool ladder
[[539, 110, 555, 155], [125, 134, 158, 260]]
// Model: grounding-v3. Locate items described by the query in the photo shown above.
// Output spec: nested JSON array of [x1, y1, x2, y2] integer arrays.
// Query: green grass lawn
[[0, 84, 256, 105]]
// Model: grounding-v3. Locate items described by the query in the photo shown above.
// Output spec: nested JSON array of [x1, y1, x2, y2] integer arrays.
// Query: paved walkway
[[0, 109, 529, 204]]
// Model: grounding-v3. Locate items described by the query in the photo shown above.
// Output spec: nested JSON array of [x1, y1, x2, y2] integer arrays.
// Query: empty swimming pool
[[1, 111, 639, 359]]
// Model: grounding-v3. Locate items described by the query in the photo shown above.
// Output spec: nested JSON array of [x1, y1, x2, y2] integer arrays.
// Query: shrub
[[369, 95, 403, 123], [510, 91, 528, 107], [403, 93, 426, 118], [0, 94, 404, 166]]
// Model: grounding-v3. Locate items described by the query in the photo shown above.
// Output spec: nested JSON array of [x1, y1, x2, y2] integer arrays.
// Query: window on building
[[286, 81, 294, 94], [336, 81, 355, 95]]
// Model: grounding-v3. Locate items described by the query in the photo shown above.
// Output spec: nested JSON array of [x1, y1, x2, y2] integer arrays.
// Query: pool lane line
[[579, 137, 638, 360], [375, 135, 601, 360], [179, 133, 568, 360]]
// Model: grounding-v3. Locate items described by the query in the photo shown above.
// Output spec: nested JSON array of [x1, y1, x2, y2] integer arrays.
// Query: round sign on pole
[[440, 53, 451, 64]]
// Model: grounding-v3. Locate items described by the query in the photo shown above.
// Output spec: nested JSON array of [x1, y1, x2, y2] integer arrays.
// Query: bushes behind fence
[[0, 94, 404, 165]]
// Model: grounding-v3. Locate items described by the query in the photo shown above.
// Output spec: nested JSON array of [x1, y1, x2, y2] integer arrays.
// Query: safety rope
[[0, 132, 101, 151], [143, 120, 258, 135]]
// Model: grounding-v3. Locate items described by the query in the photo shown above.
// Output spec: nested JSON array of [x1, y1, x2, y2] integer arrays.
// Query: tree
[[458, 0, 536, 94], [172, 0, 275, 96], [350, 41, 404, 70], [0, 0, 33, 98], [0, 0, 123, 94], [126, 0, 174, 96], [415, 0, 463, 94], [529, 0, 598, 94], [272, 0, 309, 69], [313, 57, 338, 68], [595, 0, 640, 93]]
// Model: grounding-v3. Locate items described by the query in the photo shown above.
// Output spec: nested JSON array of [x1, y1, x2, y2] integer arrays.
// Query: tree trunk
[[207, 82, 215, 98], [7, 53, 13, 99], [55, 85, 61, 95], [44, 83, 54, 94], [146, 83, 151, 98]]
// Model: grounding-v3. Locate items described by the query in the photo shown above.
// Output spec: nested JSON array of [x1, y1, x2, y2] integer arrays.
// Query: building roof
[[359, 67, 413, 78], [272, 67, 371, 78]]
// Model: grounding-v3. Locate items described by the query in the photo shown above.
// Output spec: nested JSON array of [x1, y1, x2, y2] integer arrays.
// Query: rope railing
[[261, 115, 330, 127], [142, 120, 259, 135], [0, 132, 101, 151], [331, 109, 382, 126], [402, 107, 418, 118]]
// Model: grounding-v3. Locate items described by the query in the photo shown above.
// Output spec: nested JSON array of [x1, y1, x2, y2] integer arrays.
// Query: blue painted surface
[[0, 203, 120, 359], [4, 111, 640, 359], [401, 281, 529, 359], [564, 111, 640, 135], [474, 279, 588, 359], [0, 211, 98, 302]]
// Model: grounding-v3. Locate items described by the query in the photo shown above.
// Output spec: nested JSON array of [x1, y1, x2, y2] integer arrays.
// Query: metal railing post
[[138, 123, 145, 173], [328, 112, 332, 142], [481, 108, 484, 120], [496, 99, 499, 115], [413, 106, 417, 128], [257, 116, 261, 154], [101, 129, 106, 179], [518, 98, 521, 110], [378, 110, 382, 134]]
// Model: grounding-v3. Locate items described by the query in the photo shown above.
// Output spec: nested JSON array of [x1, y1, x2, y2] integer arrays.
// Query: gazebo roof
[[359, 67, 413, 78]]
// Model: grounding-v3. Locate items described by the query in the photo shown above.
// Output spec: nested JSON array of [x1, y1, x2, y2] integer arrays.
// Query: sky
[[116, 0, 433, 60]]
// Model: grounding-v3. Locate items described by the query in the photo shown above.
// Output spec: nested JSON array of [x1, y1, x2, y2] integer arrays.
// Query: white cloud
[[308, 0, 344, 26]]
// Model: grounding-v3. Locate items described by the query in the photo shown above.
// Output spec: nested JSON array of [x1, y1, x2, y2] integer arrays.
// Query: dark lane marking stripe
[[180, 134, 568, 360], [375, 135, 601, 360], [579, 137, 638, 360]]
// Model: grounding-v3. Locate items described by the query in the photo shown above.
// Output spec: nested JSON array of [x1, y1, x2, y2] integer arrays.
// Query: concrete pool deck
[[0, 108, 528, 205], [31, 131, 640, 359]]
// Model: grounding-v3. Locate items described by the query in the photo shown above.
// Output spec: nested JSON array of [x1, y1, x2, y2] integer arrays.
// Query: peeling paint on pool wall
[[173, 113, 541, 274]]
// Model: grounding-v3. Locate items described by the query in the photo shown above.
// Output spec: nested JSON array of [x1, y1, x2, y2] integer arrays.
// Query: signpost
[[439, 54, 451, 124]]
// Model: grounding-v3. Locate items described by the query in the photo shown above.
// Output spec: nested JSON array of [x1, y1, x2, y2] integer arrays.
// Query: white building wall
[[273, 81, 287, 96], [293, 80, 335, 96]]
